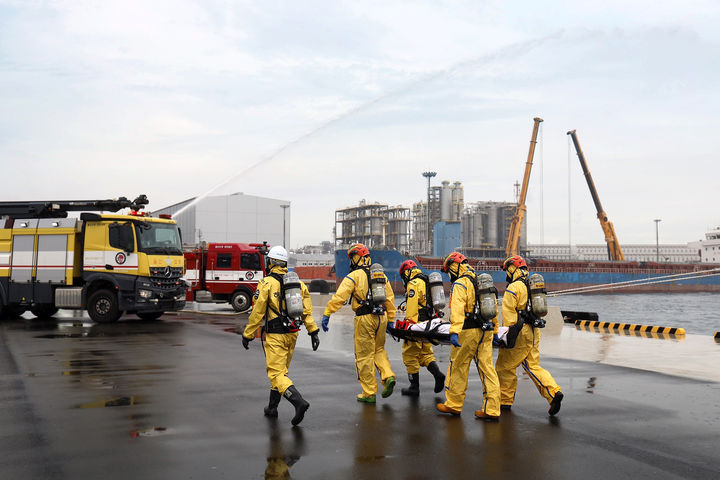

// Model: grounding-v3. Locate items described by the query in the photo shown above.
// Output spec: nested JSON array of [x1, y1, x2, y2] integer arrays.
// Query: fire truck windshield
[[134, 223, 183, 256]]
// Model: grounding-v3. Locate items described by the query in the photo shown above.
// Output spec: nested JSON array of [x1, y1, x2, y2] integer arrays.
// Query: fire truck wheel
[[88, 289, 121, 323], [137, 312, 163, 321], [30, 305, 59, 318], [230, 290, 251, 313]]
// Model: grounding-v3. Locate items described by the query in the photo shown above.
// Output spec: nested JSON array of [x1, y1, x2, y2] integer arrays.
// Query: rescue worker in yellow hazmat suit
[[242, 246, 320, 426], [495, 255, 563, 416], [435, 252, 501, 421], [321, 244, 396, 403], [398, 260, 445, 396]]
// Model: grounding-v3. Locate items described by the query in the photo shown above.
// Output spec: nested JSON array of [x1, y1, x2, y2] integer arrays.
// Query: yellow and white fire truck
[[0, 195, 186, 323]]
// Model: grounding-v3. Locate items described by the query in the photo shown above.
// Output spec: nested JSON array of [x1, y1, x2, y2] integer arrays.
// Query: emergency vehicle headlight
[[174, 294, 185, 301], [139, 289, 153, 299]]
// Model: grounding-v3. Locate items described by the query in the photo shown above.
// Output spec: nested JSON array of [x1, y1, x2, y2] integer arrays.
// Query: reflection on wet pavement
[[2, 304, 720, 479], [586, 377, 597, 394], [131, 426, 173, 438], [78, 396, 140, 409], [265, 421, 305, 479]]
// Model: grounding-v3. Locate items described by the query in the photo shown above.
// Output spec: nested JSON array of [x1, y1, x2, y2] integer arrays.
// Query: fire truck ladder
[[0, 195, 148, 219]]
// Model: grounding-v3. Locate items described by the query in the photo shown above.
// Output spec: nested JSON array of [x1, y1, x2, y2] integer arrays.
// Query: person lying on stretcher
[[390, 318, 517, 347]]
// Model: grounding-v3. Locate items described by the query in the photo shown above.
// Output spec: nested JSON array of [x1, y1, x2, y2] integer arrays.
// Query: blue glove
[[450, 333, 462, 348], [321, 315, 330, 332], [386, 321, 394, 333]]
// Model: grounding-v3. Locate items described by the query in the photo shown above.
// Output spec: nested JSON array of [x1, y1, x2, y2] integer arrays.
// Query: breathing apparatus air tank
[[283, 271, 304, 324], [522, 273, 548, 328], [477, 273, 498, 321], [427, 272, 446, 317], [527, 273, 548, 318], [369, 263, 387, 312]]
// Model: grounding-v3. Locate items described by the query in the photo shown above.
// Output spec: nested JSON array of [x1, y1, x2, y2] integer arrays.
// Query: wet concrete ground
[[1, 301, 719, 479]]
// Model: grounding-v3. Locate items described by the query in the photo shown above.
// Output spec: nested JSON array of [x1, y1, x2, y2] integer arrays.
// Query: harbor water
[[549, 292, 720, 335]]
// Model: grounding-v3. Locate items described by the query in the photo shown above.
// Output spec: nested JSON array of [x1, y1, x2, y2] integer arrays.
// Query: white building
[[696, 227, 720, 263], [528, 244, 700, 263], [289, 253, 334, 267], [155, 193, 290, 247]]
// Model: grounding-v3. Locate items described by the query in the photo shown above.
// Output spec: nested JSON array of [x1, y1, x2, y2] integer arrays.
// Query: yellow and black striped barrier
[[576, 323, 682, 341], [575, 320, 685, 336]]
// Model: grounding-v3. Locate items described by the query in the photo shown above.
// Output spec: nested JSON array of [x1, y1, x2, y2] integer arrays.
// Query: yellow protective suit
[[324, 264, 396, 398], [401, 268, 436, 374], [243, 265, 319, 395], [495, 267, 561, 407], [440, 264, 500, 416]]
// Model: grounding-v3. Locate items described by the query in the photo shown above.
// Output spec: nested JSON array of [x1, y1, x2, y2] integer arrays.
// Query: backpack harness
[[264, 272, 303, 334]]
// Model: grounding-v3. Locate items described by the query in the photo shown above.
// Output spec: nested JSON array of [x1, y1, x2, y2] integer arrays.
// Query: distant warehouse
[[155, 192, 290, 247]]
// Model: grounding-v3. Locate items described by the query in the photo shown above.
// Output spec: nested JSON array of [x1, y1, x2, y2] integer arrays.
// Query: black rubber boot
[[283, 385, 309, 426], [548, 392, 564, 416], [427, 361, 446, 394], [264, 389, 281, 418], [401, 373, 420, 397]]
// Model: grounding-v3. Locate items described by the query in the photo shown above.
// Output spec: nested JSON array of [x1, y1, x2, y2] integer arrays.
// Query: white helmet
[[267, 245, 288, 264]]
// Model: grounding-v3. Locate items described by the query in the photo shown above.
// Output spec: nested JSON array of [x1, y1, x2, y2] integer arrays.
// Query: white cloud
[[1, 0, 719, 247]]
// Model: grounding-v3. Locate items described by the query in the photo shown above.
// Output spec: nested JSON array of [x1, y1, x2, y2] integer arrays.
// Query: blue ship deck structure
[[334, 249, 720, 293]]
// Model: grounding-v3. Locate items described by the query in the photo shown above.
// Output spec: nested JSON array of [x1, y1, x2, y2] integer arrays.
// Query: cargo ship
[[333, 249, 720, 294]]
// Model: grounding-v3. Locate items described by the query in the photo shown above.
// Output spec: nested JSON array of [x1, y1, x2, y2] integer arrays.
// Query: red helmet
[[399, 260, 418, 277], [442, 252, 467, 272], [502, 255, 527, 271], [347, 243, 369, 259]]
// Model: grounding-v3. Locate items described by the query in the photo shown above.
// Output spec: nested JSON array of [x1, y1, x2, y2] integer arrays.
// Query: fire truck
[[0, 195, 186, 323], [184, 242, 269, 312]]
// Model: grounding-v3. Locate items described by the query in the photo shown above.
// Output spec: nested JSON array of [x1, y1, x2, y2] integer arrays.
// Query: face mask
[[505, 266, 515, 283], [448, 264, 459, 283]]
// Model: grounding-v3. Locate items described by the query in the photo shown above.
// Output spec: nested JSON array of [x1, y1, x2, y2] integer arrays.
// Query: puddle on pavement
[[35, 333, 85, 339], [355, 455, 388, 462], [63, 364, 169, 376], [130, 427, 174, 438], [210, 320, 239, 326], [30, 320, 183, 339], [77, 395, 144, 409], [586, 376, 596, 393]]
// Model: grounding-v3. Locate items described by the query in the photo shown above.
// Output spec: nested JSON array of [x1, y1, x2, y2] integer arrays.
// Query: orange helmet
[[502, 255, 527, 271], [442, 252, 467, 272], [399, 260, 418, 277], [347, 243, 369, 259]]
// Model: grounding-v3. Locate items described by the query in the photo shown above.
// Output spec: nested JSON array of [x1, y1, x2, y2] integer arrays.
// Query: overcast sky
[[2, 0, 719, 248]]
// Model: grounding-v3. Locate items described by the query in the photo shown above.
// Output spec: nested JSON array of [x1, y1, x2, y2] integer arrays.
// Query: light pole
[[654, 218, 661, 263], [281, 204, 290, 248], [422, 171, 436, 254]]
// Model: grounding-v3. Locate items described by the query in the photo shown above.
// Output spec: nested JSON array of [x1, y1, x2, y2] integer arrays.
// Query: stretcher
[[388, 319, 512, 347]]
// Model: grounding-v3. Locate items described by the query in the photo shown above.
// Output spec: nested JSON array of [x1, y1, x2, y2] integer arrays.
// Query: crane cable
[[549, 267, 720, 296]]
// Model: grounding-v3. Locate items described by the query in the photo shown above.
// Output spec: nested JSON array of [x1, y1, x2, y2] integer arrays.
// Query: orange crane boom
[[566, 130, 625, 261], [505, 117, 543, 257]]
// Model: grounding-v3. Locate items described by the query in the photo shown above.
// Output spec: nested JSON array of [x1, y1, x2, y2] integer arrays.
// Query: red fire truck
[[184, 242, 269, 312]]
